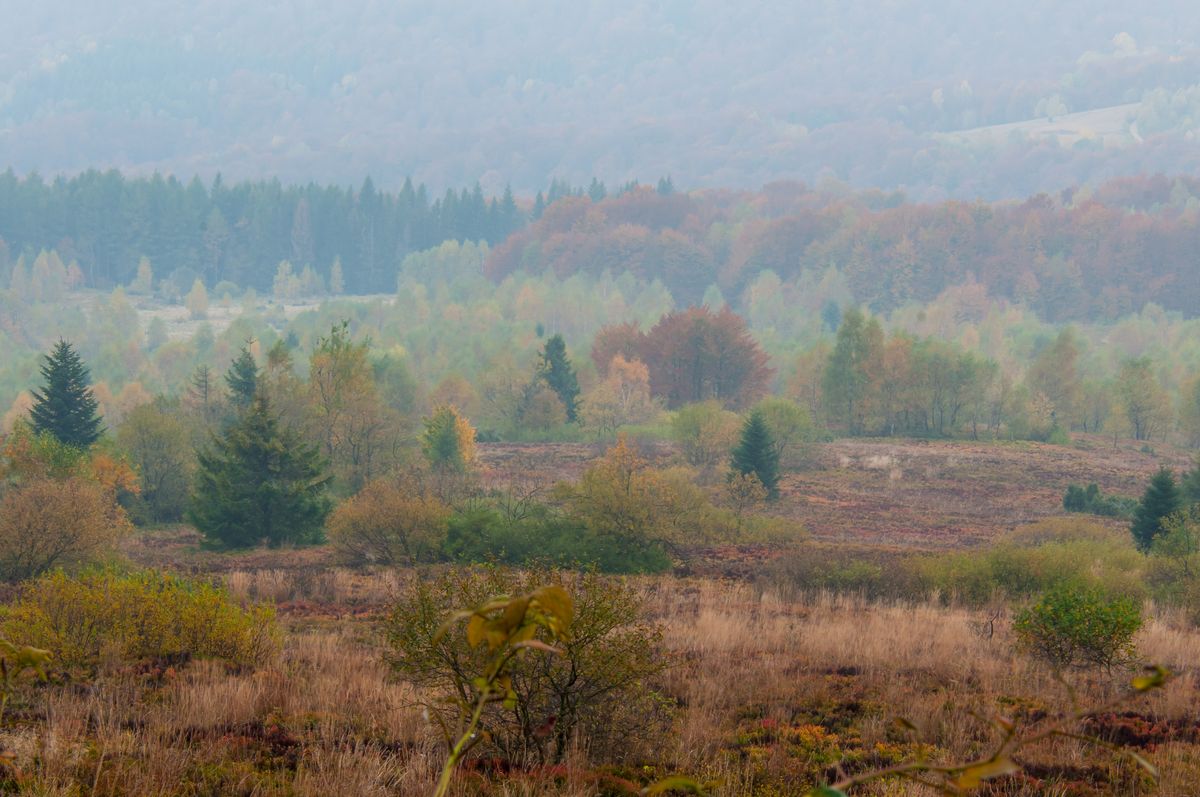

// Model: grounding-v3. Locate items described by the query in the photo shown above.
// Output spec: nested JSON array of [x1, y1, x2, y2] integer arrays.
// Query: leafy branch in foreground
[[430, 585, 574, 797], [809, 666, 1170, 796], [429, 584, 714, 797]]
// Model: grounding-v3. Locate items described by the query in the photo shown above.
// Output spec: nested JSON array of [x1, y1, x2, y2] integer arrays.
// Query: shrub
[[386, 567, 671, 766], [1062, 482, 1136, 519], [1145, 508, 1200, 617], [670, 401, 740, 470], [1013, 582, 1142, 671], [0, 478, 132, 582], [0, 569, 278, 672], [443, 505, 672, 573], [327, 477, 451, 564], [555, 437, 717, 556], [918, 518, 1145, 605]]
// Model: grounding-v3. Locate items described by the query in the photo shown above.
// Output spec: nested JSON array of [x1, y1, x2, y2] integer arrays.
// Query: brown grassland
[[2, 438, 1198, 796]]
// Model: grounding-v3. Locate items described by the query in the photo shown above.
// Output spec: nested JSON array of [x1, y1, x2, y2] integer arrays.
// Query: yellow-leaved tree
[[579, 354, 659, 440], [421, 404, 477, 473]]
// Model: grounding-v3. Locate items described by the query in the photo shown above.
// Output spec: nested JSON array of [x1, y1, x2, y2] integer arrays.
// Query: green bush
[[0, 569, 279, 672], [1145, 508, 1200, 619], [386, 566, 672, 766], [444, 505, 672, 573], [918, 518, 1145, 605], [1013, 582, 1142, 671], [1062, 483, 1137, 519]]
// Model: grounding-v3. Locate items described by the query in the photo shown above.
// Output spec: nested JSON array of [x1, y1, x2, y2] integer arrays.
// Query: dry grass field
[[783, 437, 1191, 548], [5, 437, 1195, 795], [473, 437, 1189, 551], [4, 568, 1200, 796]]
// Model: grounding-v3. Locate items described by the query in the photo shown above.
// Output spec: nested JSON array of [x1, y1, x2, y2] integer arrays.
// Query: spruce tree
[[189, 395, 330, 547], [1181, 456, 1200, 507], [730, 411, 780, 499], [537, 334, 580, 422], [1131, 467, 1183, 551], [29, 340, 104, 448], [225, 343, 259, 408]]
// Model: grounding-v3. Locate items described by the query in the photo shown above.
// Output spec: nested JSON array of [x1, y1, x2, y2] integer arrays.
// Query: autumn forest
[[6, 3, 1200, 796]]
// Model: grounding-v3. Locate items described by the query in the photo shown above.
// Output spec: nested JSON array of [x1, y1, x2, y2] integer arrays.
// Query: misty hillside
[[6, 1, 1200, 197]]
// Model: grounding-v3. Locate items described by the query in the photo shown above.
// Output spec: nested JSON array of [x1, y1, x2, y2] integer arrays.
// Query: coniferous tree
[[225, 343, 259, 408], [1181, 456, 1200, 507], [730, 411, 780, 499], [29, 340, 104, 448], [1131, 467, 1183, 551], [189, 395, 330, 547], [538, 334, 581, 422]]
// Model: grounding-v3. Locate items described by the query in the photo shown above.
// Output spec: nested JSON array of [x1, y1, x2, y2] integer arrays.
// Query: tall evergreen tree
[[1131, 467, 1183, 551], [1181, 456, 1200, 507], [225, 343, 259, 408], [730, 411, 780, 499], [189, 395, 330, 547], [29, 340, 103, 448], [538, 334, 581, 422]]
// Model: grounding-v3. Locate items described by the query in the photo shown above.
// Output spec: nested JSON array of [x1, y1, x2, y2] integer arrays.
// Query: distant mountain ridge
[[4, 1, 1200, 198]]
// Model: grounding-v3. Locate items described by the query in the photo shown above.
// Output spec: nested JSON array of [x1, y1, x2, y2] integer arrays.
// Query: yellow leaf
[[466, 615, 486, 648], [953, 757, 1019, 789], [499, 597, 530, 633], [1132, 666, 1170, 692], [532, 586, 574, 629]]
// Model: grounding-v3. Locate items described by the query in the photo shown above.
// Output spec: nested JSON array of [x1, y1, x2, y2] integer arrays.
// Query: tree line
[[486, 175, 1200, 322], [0, 169, 525, 295]]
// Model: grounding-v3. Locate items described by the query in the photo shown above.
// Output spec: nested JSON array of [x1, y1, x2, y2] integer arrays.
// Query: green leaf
[[807, 787, 848, 797]]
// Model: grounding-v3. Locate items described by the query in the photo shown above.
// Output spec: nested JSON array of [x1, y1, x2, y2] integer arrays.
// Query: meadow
[[1, 438, 1193, 796]]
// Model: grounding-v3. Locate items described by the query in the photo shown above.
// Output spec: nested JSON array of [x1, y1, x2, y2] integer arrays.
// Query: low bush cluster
[[916, 518, 1145, 605], [0, 569, 278, 672], [1062, 482, 1137, 519], [0, 478, 132, 582], [1014, 581, 1143, 671], [326, 476, 451, 565], [327, 439, 790, 574], [764, 518, 1146, 606], [444, 505, 673, 573], [386, 566, 672, 767]]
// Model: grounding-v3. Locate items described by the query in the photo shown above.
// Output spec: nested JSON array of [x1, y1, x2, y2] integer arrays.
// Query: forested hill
[[6, 1, 1200, 198], [0, 170, 523, 293]]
